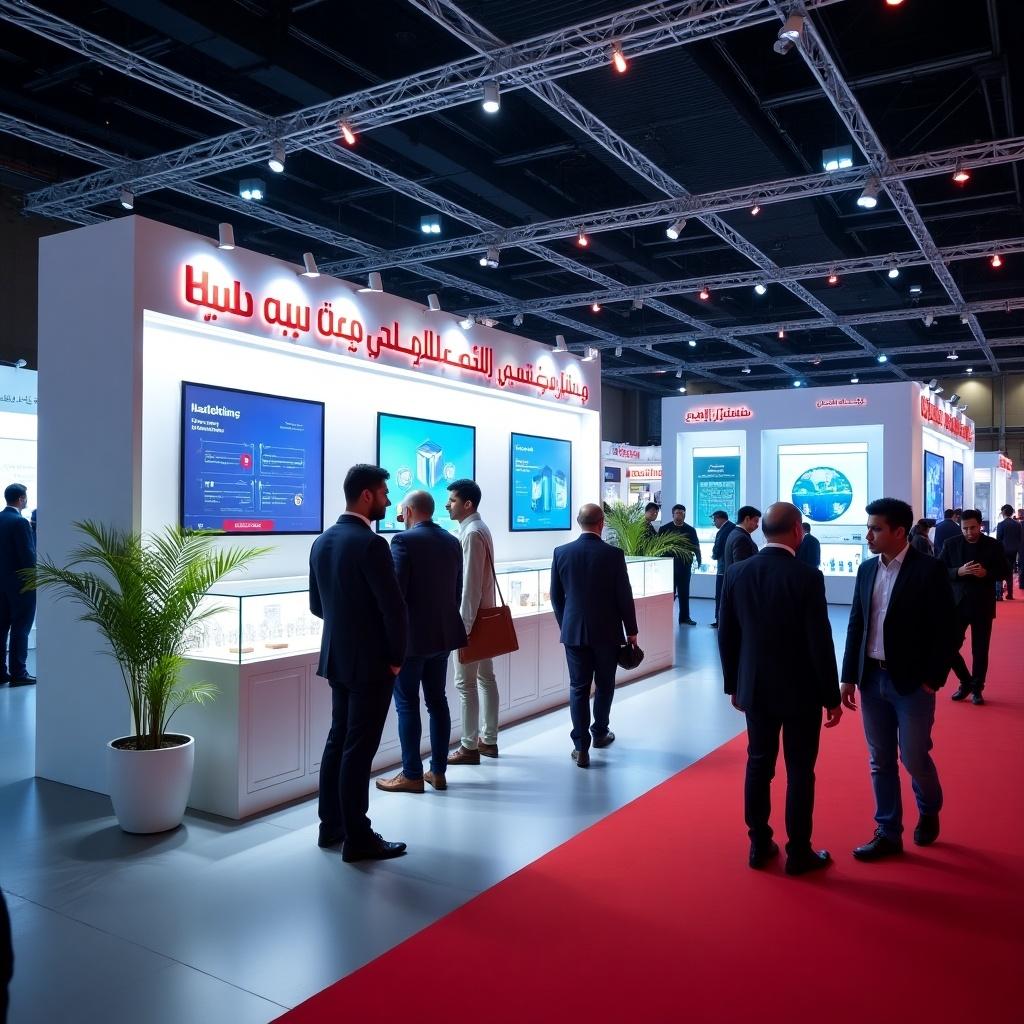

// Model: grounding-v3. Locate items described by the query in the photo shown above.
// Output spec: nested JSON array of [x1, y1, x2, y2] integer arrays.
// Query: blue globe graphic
[[791, 466, 854, 522]]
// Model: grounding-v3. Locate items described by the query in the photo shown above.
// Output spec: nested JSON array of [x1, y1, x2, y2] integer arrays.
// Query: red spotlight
[[828, 272, 839, 286], [952, 162, 971, 185], [778, 328, 786, 339], [340, 121, 356, 146], [576, 229, 589, 248], [990, 253, 1003, 269], [885, 0, 905, 6], [611, 43, 628, 74], [699, 285, 710, 301], [591, 302, 602, 313], [750, 203, 761, 216]]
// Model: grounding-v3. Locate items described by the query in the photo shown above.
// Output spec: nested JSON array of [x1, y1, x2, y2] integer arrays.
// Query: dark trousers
[[394, 651, 451, 778], [0, 887, 10, 1024], [674, 561, 693, 622], [319, 672, 395, 844], [743, 706, 822, 855], [951, 608, 994, 690], [995, 556, 1017, 598], [564, 644, 619, 751], [0, 589, 35, 679], [714, 573, 725, 624]]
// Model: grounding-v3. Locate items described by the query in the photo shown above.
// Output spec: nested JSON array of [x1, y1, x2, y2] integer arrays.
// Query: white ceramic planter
[[107, 734, 195, 834]]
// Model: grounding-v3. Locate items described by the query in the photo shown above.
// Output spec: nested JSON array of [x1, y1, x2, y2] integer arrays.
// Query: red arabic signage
[[181, 263, 591, 406], [920, 395, 973, 443], [628, 466, 662, 480], [684, 404, 753, 425], [610, 445, 641, 459], [999, 455, 1013, 472], [816, 397, 867, 409]]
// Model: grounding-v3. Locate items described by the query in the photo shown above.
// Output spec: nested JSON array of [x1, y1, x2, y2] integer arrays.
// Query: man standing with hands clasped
[[841, 498, 956, 861], [659, 504, 700, 625], [718, 502, 841, 876]]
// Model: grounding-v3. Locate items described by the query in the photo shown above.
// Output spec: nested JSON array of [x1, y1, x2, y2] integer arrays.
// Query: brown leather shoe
[[424, 770, 447, 791], [478, 741, 499, 758], [447, 745, 481, 766], [571, 749, 590, 768], [375, 772, 424, 794]]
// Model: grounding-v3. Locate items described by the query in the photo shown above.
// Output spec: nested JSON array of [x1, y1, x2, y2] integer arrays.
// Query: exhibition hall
[[0, 2, 1022, 1023]]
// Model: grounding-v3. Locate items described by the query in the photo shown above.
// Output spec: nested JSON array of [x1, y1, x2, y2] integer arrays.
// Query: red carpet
[[278, 603, 1024, 1023]]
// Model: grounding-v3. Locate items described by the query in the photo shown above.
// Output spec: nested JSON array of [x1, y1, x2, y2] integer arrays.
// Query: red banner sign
[[628, 466, 662, 479], [684, 404, 753, 425], [920, 395, 973, 443], [999, 454, 1013, 472], [815, 397, 868, 409]]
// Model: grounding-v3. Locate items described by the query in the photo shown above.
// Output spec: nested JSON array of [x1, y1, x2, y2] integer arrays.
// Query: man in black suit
[[940, 508, 1009, 705], [658, 503, 700, 625], [310, 464, 408, 862], [710, 509, 735, 629], [376, 491, 466, 795], [995, 504, 1021, 600], [1, 483, 36, 686], [722, 505, 760, 571], [550, 503, 638, 768], [718, 502, 842, 876], [795, 522, 821, 569], [932, 508, 959, 559], [642, 501, 660, 540], [841, 498, 957, 861]]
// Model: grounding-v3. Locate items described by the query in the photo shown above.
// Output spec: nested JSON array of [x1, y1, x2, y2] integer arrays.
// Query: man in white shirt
[[445, 479, 499, 765], [840, 498, 957, 861]]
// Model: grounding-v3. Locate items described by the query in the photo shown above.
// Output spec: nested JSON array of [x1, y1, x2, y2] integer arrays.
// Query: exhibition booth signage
[[920, 394, 973, 443]]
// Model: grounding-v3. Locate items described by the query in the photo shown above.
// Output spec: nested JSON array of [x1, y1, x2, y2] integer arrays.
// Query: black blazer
[[996, 517, 1022, 555], [658, 521, 701, 567], [718, 547, 839, 715], [390, 521, 468, 658], [0, 506, 35, 595], [795, 533, 821, 569], [711, 520, 735, 571], [309, 515, 407, 686], [550, 533, 638, 647], [722, 527, 757, 570], [932, 518, 960, 558], [842, 544, 956, 693], [939, 533, 1009, 618]]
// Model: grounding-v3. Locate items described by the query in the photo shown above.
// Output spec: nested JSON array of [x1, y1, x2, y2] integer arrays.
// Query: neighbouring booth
[[973, 452, 1014, 528], [660, 382, 976, 604], [601, 441, 661, 506], [36, 217, 674, 818]]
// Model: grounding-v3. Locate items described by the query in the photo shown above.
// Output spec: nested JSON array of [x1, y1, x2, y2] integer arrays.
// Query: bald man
[[550, 503, 638, 768], [718, 501, 842, 875]]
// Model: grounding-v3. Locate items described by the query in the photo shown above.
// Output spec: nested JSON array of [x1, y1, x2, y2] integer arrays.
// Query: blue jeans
[[394, 652, 452, 778], [859, 667, 943, 838]]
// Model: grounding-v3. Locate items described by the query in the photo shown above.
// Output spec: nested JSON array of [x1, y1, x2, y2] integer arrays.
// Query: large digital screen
[[952, 460, 964, 510], [778, 442, 868, 526], [693, 451, 741, 525], [510, 432, 572, 532], [924, 451, 945, 521], [180, 382, 324, 534], [377, 413, 475, 535], [604, 466, 621, 483]]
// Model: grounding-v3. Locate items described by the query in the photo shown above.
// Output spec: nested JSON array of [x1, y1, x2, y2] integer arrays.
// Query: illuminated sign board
[[920, 395, 973, 443], [684, 405, 753, 425]]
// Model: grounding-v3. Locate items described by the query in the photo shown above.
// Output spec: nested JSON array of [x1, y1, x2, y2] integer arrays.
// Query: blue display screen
[[180, 382, 324, 534], [377, 413, 476, 535], [509, 432, 572, 532]]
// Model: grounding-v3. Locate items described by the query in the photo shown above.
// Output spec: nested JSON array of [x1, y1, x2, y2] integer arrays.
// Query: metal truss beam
[[13, 0, 846, 217], [783, 5, 1000, 371]]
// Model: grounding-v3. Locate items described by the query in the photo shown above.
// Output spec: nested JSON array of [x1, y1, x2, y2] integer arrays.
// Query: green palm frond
[[602, 501, 696, 563], [23, 522, 269, 749]]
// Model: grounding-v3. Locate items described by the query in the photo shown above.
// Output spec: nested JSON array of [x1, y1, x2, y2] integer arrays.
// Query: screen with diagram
[[180, 382, 324, 534], [377, 413, 476, 535], [510, 432, 572, 531], [777, 442, 869, 527]]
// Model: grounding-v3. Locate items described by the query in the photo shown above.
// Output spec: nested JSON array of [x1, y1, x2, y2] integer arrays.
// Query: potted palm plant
[[603, 501, 697, 561], [25, 521, 268, 834]]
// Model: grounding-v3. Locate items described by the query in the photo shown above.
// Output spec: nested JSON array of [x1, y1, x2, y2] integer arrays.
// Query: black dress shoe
[[0, 674, 10, 684], [571, 749, 590, 768], [317, 825, 345, 848], [852, 829, 903, 861], [592, 732, 615, 749], [913, 813, 940, 847], [710, 622, 719, 629], [785, 850, 831, 876], [9, 675, 36, 686], [971, 691, 985, 705], [951, 684, 973, 701], [341, 831, 407, 863], [683, 619, 697, 626], [749, 840, 779, 869]]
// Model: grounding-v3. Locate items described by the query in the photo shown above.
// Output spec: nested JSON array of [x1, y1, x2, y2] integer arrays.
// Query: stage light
[[675, 368, 683, 379], [827, 271, 839, 286], [952, 161, 970, 185], [888, 265, 900, 279], [239, 177, 265, 201], [857, 177, 881, 208], [217, 223, 235, 250], [666, 218, 687, 240], [481, 247, 500, 269], [754, 283, 768, 296], [426, 293, 441, 312], [851, 375, 859, 384], [949, 394, 960, 406], [750, 203, 761, 216], [793, 379, 803, 388], [359, 272, 384, 293], [631, 298, 644, 310], [420, 214, 442, 235], [554, 334, 568, 353], [614, 345, 623, 357], [688, 339, 697, 348], [741, 366, 752, 375], [947, 351, 959, 360], [773, 14, 803, 54], [927, 379, 939, 390], [591, 302, 601, 313], [960, 314, 969, 325], [678, 385, 687, 394], [645, 343, 653, 352], [909, 284, 923, 294], [877, 353, 888, 363], [460, 316, 475, 330], [924, 314, 934, 326], [778, 328, 785, 339], [340, 121, 356, 146], [611, 42, 628, 74], [966, 368, 974, 375], [482, 81, 500, 113], [583, 347, 599, 362], [119, 189, 134, 210], [577, 228, 590, 248], [300, 252, 319, 277], [822, 145, 853, 172], [513, 313, 524, 327], [991, 253, 1003, 268], [268, 142, 286, 173], [885, 0, 905, 6], [699, 285, 710, 301]]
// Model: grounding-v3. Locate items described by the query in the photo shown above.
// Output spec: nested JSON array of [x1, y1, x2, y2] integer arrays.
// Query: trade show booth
[[36, 217, 674, 816], [601, 442, 661, 506], [973, 452, 1014, 528], [660, 383, 976, 603]]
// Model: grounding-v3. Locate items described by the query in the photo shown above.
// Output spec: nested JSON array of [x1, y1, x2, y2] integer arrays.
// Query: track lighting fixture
[[300, 252, 319, 277], [426, 294, 441, 312], [482, 81, 500, 114], [857, 177, 881, 209], [750, 202, 761, 216], [946, 351, 959, 360], [991, 253, 1003, 268], [952, 161, 971, 185], [340, 121, 356, 146], [480, 247, 500, 269], [217, 223, 235, 250], [611, 42, 628, 74], [460, 316, 475, 330], [678, 384, 687, 394], [927, 379, 939, 390], [850, 375, 859, 384], [699, 285, 710, 301], [513, 313, 524, 327], [268, 142, 286, 174], [576, 228, 589, 248], [666, 218, 687, 240], [754, 283, 768, 296], [887, 264, 900, 279], [359, 272, 383, 293], [949, 394, 960, 406], [591, 303, 601, 313], [688, 339, 697, 348], [119, 189, 134, 210], [793, 379, 803, 388], [554, 334, 568, 353]]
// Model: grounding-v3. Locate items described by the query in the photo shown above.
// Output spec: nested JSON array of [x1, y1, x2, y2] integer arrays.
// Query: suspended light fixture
[[359, 272, 383, 293], [591, 302, 601, 313], [576, 228, 590, 248], [888, 264, 900, 279], [754, 283, 768, 296], [480, 247, 500, 269], [699, 285, 710, 301], [966, 368, 974, 375], [741, 366, 752, 375], [877, 353, 888, 363], [778, 328, 785, 339], [793, 379, 803, 388], [675, 368, 683, 379], [909, 284, 922, 295], [850, 375, 860, 384], [119, 189, 134, 210], [631, 297, 644, 311], [268, 142, 286, 174], [991, 253, 1003, 268], [512, 313, 524, 327], [340, 121, 356, 146], [300, 252, 319, 278], [582, 346, 599, 362], [678, 384, 688, 394], [821, 145, 854, 172], [827, 271, 839, 286], [217, 223, 235, 250], [947, 350, 959, 360], [773, 13, 803, 54], [952, 161, 971, 185], [750, 202, 761, 216], [482, 81, 500, 113], [460, 316, 475, 330], [885, 0, 906, 6], [645, 343, 653, 352], [688, 339, 697, 348], [420, 214, 442, 235], [426, 293, 441, 312], [239, 177, 265, 201], [666, 217, 687, 240], [554, 334, 568, 353], [614, 345, 623, 357], [611, 42, 628, 74], [924, 313, 934, 326], [857, 177, 881, 209]]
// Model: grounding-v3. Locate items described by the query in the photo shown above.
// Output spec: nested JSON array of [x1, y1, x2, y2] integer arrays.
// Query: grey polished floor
[[1, 603, 851, 1022]]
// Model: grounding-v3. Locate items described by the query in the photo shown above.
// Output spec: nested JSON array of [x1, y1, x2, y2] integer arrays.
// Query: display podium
[[174, 557, 674, 819]]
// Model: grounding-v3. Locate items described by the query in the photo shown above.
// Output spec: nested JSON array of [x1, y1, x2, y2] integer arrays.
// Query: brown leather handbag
[[458, 547, 519, 663]]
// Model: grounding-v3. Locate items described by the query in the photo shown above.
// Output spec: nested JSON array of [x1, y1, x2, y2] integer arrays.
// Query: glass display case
[[819, 543, 866, 577]]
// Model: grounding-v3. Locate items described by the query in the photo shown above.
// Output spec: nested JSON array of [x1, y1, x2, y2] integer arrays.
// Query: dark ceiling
[[1, 0, 1022, 395]]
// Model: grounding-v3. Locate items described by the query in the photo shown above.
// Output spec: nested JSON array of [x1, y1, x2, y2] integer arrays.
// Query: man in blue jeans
[[377, 491, 467, 794], [840, 498, 957, 860]]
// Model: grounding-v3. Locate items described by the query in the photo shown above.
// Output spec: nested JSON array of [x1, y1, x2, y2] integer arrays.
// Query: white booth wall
[[973, 452, 1014, 527], [601, 442, 661, 505]]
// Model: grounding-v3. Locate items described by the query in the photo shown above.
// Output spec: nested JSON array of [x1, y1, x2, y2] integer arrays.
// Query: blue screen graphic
[[510, 433, 572, 532], [180, 382, 324, 534], [377, 413, 475, 535], [790, 466, 855, 522], [952, 460, 964, 511]]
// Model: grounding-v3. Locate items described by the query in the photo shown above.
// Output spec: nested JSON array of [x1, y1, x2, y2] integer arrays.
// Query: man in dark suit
[[310, 464, 408, 862], [940, 508, 1009, 705], [995, 504, 1021, 600], [376, 490, 466, 795], [642, 501, 660, 540], [722, 506, 760, 571], [710, 509, 735, 629], [795, 522, 821, 569], [1, 483, 36, 686], [658, 503, 700, 625], [933, 508, 959, 558], [718, 502, 842, 876], [550, 503, 638, 768], [841, 498, 957, 861]]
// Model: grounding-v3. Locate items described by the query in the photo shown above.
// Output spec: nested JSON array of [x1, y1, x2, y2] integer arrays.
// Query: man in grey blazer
[[445, 479, 500, 765]]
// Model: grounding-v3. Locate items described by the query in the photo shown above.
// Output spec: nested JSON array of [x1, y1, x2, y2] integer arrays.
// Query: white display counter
[[174, 559, 674, 819]]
